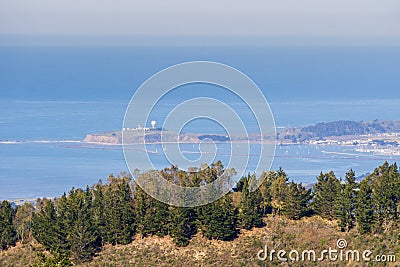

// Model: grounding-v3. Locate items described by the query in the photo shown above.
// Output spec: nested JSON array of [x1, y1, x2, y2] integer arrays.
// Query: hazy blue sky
[[1, 0, 400, 45]]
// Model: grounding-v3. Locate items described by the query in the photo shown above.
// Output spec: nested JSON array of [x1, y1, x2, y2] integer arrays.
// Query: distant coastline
[[83, 120, 400, 156]]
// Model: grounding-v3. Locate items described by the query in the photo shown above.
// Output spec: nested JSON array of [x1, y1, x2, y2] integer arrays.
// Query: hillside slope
[[2, 215, 399, 267]]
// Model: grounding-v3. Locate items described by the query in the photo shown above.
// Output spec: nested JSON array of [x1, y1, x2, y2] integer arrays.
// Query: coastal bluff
[[83, 133, 121, 144], [82, 130, 231, 144]]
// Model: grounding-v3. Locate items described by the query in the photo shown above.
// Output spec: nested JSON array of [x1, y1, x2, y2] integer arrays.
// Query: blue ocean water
[[0, 46, 399, 199], [1, 46, 400, 101]]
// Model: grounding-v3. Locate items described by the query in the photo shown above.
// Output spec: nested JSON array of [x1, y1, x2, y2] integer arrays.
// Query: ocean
[[0, 46, 399, 200]]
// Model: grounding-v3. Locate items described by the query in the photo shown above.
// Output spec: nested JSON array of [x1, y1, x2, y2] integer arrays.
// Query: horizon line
[[1, 34, 400, 47]]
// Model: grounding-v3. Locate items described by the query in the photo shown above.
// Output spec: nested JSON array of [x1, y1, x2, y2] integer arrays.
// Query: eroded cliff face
[[83, 134, 120, 144]]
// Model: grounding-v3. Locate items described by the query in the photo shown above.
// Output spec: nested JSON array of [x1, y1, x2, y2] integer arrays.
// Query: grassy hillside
[[2, 215, 399, 267]]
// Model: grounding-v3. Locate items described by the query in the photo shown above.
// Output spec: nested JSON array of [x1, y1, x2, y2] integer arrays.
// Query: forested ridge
[[0, 161, 399, 266], [278, 120, 400, 143], [301, 120, 400, 137]]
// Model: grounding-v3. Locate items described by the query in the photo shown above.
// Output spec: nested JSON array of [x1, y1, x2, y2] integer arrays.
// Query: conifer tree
[[68, 187, 100, 263], [369, 162, 399, 232], [0, 200, 17, 250], [103, 175, 134, 245], [133, 184, 169, 238], [197, 194, 237, 240], [92, 182, 106, 245], [238, 174, 263, 229], [390, 162, 400, 217], [32, 200, 69, 252], [150, 199, 170, 237], [282, 181, 312, 220], [312, 171, 340, 220], [169, 207, 196, 246], [335, 169, 358, 231], [356, 180, 374, 234]]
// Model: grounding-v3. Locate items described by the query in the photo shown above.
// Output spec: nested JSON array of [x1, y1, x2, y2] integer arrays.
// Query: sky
[[0, 0, 400, 45]]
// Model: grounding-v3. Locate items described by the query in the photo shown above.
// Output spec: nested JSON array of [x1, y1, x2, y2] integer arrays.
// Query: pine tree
[[56, 190, 77, 245], [197, 194, 237, 240], [68, 187, 100, 263], [0, 200, 17, 250], [169, 207, 196, 246], [133, 183, 169, 238], [369, 162, 399, 232], [103, 175, 134, 245], [335, 169, 358, 231], [390, 162, 400, 217], [238, 174, 263, 229], [282, 181, 312, 220], [150, 199, 169, 237], [356, 180, 374, 234], [312, 171, 340, 220], [92, 181, 106, 245], [133, 184, 149, 238], [32, 200, 69, 252]]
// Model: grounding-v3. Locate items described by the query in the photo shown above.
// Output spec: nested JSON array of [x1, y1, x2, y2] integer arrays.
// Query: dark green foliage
[[312, 171, 341, 220], [369, 162, 400, 232], [48, 187, 101, 263], [168, 207, 196, 246], [147, 199, 169, 237], [92, 181, 106, 245], [31, 175, 136, 262], [32, 200, 69, 252], [3, 162, 400, 264], [102, 174, 135, 245], [197, 194, 237, 240], [335, 169, 358, 231], [134, 185, 169, 238], [282, 181, 312, 220], [67, 187, 100, 263], [0, 200, 17, 250], [238, 174, 263, 229], [356, 180, 374, 234]]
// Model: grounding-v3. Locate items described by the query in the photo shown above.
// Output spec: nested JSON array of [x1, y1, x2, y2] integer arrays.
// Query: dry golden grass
[[2, 216, 399, 266], [0, 241, 45, 267]]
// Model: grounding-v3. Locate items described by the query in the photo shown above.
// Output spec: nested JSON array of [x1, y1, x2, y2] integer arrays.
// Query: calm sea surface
[[1, 46, 399, 199]]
